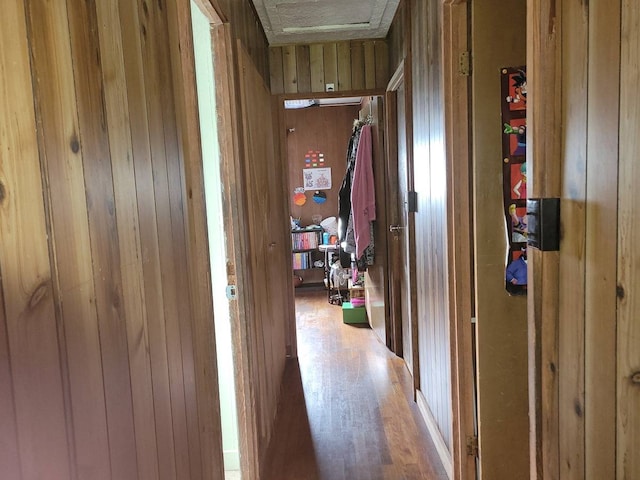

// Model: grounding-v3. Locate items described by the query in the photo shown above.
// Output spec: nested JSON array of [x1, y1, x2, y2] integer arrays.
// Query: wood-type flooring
[[262, 289, 448, 480]]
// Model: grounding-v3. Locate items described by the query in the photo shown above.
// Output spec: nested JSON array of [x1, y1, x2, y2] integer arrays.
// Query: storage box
[[342, 302, 367, 324]]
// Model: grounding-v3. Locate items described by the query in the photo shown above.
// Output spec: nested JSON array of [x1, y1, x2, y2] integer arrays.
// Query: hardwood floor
[[262, 289, 448, 480]]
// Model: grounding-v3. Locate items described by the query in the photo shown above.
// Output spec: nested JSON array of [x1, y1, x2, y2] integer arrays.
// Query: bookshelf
[[291, 228, 324, 285]]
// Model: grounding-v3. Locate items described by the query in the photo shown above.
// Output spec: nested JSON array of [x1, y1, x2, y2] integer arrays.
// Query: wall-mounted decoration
[[293, 186, 307, 206], [312, 191, 327, 204], [303, 167, 331, 190], [502, 66, 527, 295], [304, 150, 326, 168]]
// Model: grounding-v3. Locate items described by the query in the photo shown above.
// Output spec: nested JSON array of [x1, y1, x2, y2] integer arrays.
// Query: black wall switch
[[527, 198, 560, 251]]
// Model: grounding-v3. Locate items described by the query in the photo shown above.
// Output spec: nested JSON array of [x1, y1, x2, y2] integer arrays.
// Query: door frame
[[167, 1, 260, 478], [443, 0, 477, 479], [386, 59, 421, 394]]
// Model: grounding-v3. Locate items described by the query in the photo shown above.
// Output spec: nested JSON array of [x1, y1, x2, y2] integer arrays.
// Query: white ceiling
[[251, 0, 400, 45]]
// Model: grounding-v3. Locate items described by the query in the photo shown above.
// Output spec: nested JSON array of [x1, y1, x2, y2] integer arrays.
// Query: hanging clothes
[[350, 124, 376, 258], [337, 122, 362, 244]]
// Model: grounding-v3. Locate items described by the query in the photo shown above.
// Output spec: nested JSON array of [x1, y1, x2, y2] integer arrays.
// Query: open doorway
[[282, 95, 391, 350], [190, 4, 240, 478]]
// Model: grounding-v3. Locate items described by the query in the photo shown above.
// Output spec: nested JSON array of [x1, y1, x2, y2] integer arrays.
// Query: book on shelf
[[291, 229, 320, 251]]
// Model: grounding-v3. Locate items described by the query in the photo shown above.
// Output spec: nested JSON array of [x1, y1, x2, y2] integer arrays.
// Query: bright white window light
[[284, 99, 317, 109]]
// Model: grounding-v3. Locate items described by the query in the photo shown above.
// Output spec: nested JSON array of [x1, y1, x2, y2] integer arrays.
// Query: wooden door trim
[[166, 1, 226, 478], [167, 4, 261, 479], [384, 87, 403, 356], [527, 1, 562, 478], [442, 0, 476, 479]]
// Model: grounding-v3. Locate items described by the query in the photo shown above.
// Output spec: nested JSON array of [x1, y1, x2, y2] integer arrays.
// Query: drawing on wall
[[303, 167, 332, 190], [502, 66, 527, 295], [304, 150, 326, 168], [293, 186, 307, 206]]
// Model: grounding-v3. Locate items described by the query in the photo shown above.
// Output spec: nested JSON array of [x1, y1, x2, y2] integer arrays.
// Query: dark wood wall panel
[[285, 105, 360, 226], [238, 42, 291, 462], [270, 40, 390, 95], [410, 0, 453, 459], [216, 0, 270, 82], [558, 1, 588, 478], [618, 2, 640, 477], [0, 0, 245, 477], [387, 0, 406, 77]]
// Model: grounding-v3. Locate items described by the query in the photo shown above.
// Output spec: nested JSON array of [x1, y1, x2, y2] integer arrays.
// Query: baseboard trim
[[416, 390, 453, 479]]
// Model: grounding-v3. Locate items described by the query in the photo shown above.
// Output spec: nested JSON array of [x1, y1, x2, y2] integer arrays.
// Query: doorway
[[191, 4, 240, 478], [283, 94, 390, 351], [386, 67, 417, 384]]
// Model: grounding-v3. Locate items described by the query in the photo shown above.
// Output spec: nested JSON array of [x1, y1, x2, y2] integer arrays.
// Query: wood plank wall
[[0, 0, 227, 478], [408, 0, 454, 469], [206, 0, 271, 83], [269, 40, 389, 95], [387, 1, 406, 78], [286, 105, 359, 227], [529, 0, 640, 478], [236, 42, 292, 470]]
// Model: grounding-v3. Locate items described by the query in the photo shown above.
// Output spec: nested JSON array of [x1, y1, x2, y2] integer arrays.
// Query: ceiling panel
[[252, 0, 400, 45]]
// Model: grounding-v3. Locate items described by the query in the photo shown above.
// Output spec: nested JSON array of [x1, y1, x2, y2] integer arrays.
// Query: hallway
[[263, 289, 448, 480]]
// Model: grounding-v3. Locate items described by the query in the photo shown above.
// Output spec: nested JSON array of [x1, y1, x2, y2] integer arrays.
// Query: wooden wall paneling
[[283, 45, 298, 94], [97, 1, 162, 478], [154, 4, 199, 477], [375, 41, 389, 90], [239, 43, 271, 441], [163, 9, 206, 476], [0, 283, 20, 479], [212, 24, 260, 480], [67, 1, 147, 477], [443, 1, 475, 478], [310, 44, 325, 93], [527, 0, 563, 478], [429, 0, 449, 446], [131, 0, 181, 476], [364, 41, 377, 90], [323, 43, 338, 91], [26, 0, 122, 477], [296, 45, 312, 93], [0, 3, 70, 478], [269, 46, 285, 94], [118, 0, 183, 477], [558, 0, 588, 478], [402, 0, 420, 398], [286, 105, 359, 226], [411, 0, 453, 474], [618, 2, 640, 477], [238, 40, 289, 465], [387, 1, 406, 77], [351, 41, 366, 90], [273, 96, 297, 358], [337, 41, 352, 91], [384, 85, 402, 355], [584, 2, 621, 478]]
